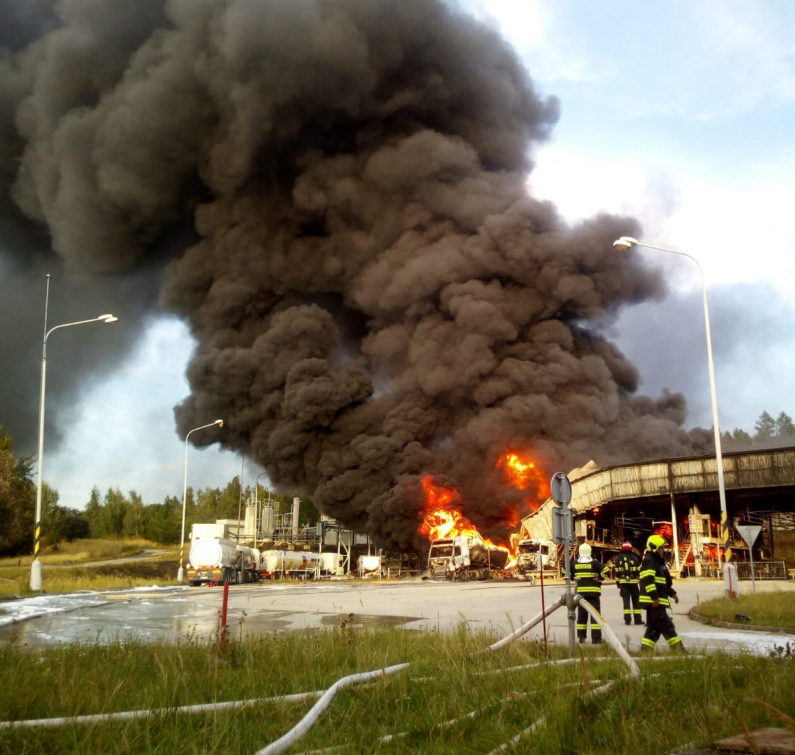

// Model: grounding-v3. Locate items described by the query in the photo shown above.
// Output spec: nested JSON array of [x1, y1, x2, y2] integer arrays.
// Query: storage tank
[[469, 539, 510, 570], [189, 537, 237, 570], [291, 498, 300, 537], [357, 555, 381, 577], [260, 550, 322, 574]]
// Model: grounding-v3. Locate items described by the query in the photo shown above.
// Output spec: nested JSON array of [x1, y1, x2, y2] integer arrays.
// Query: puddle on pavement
[[318, 613, 423, 628]]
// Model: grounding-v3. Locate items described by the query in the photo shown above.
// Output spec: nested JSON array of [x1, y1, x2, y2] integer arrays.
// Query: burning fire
[[418, 477, 510, 557], [497, 452, 549, 510]]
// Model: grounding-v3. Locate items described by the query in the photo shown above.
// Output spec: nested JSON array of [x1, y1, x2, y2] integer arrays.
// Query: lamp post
[[177, 419, 224, 583], [613, 236, 728, 568], [31, 274, 118, 591], [254, 471, 268, 551]]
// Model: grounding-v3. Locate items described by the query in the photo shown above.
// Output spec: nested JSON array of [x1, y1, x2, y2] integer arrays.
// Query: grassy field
[[0, 627, 793, 754], [695, 589, 795, 628], [0, 539, 177, 597]]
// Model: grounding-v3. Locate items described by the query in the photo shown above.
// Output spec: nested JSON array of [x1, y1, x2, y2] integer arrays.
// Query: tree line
[[0, 425, 317, 557], [721, 410, 795, 451]]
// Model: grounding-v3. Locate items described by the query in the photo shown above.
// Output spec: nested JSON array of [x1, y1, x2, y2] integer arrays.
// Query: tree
[[732, 428, 753, 443], [84, 487, 103, 538], [753, 411, 777, 441], [0, 427, 35, 556], [143, 495, 181, 544], [775, 412, 795, 438], [123, 490, 145, 538]]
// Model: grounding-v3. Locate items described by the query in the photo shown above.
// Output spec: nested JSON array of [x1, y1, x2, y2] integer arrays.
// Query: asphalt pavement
[[1, 577, 794, 653]]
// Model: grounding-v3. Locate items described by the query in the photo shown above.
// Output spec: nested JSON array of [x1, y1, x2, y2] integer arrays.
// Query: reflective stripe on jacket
[[616, 551, 641, 584], [570, 557, 609, 594], [639, 550, 676, 607]]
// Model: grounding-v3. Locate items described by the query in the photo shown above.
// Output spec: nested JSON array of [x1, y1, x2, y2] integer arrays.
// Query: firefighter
[[639, 534, 685, 653], [571, 542, 609, 644], [615, 541, 643, 626]]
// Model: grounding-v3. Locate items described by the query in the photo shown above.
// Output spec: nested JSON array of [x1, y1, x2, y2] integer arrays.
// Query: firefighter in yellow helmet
[[639, 534, 685, 653], [571, 542, 610, 644]]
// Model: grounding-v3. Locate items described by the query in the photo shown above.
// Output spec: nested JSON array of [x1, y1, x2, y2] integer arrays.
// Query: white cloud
[[529, 143, 795, 294], [45, 318, 262, 508]]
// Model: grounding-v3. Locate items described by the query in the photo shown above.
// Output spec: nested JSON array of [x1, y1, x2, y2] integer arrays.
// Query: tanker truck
[[259, 550, 323, 579], [185, 524, 260, 585], [427, 535, 509, 581]]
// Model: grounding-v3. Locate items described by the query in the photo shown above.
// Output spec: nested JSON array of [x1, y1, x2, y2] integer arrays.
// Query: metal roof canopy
[[522, 446, 795, 541]]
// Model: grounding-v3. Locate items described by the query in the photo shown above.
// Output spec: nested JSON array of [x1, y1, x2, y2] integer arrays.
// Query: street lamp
[[31, 275, 118, 591], [254, 471, 268, 551], [613, 236, 728, 568], [177, 419, 224, 583]]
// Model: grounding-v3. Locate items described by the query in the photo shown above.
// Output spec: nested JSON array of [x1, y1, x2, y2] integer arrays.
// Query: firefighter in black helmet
[[639, 534, 685, 653], [571, 543, 610, 644], [615, 541, 643, 626]]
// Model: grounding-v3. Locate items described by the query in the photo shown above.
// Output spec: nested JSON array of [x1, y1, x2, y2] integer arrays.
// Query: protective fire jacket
[[615, 551, 641, 585], [639, 550, 677, 607], [570, 557, 609, 595]]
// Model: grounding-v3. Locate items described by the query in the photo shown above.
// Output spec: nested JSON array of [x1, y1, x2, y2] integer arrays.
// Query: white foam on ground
[[680, 629, 795, 656]]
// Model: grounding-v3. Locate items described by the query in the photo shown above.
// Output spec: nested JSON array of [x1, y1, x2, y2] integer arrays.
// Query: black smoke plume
[[0, 0, 711, 550]]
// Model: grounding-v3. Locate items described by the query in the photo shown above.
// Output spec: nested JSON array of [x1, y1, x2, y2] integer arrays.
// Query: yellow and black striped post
[[721, 510, 732, 562]]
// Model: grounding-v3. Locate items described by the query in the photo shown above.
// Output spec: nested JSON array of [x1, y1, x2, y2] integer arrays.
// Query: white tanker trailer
[[186, 533, 260, 585], [259, 550, 323, 578]]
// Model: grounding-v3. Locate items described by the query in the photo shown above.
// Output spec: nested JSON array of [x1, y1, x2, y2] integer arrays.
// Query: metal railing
[[734, 560, 788, 580]]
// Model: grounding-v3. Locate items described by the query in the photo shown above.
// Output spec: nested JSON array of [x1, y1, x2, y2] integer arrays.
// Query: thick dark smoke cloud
[[0, 0, 712, 550]]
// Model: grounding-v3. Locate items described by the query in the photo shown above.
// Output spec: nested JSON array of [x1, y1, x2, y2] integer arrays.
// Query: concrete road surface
[[1, 577, 794, 654]]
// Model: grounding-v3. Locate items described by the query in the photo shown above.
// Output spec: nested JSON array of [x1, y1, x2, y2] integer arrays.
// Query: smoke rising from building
[[0, 0, 711, 550]]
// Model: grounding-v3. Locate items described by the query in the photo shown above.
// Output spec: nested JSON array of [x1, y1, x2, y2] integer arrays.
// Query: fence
[[734, 560, 788, 581]]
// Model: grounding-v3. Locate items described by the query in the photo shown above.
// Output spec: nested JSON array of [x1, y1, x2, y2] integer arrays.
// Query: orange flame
[[496, 451, 549, 513], [418, 477, 510, 557]]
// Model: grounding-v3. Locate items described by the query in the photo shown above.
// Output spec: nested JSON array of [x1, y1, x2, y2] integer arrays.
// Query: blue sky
[[44, 0, 795, 508]]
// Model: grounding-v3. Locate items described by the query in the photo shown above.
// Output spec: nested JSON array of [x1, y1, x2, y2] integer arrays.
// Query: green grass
[[0, 626, 793, 754], [0, 538, 162, 568], [0, 541, 178, 597], [695, 590, 795, 628]]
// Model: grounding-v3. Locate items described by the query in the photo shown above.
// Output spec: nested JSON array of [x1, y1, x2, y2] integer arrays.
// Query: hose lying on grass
[[253, 663, 410, 755], [0, 691, 325, 731]]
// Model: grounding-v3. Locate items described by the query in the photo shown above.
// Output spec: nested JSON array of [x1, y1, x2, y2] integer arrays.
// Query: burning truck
[[418, 458, 546, 581], [514, 538, 558, 580], [428, 534, 510, 581]]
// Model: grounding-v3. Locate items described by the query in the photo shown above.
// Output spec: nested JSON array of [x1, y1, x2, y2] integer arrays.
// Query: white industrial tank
[[189, 537, 237, 570], [260, 550, 322, 573]]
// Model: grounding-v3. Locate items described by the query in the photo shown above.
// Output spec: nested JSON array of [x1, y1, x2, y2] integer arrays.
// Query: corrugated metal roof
[[522, 446, 795, 538]]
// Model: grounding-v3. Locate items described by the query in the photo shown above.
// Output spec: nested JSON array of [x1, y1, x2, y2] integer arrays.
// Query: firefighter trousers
[[641, 605, 684, 651], [619, 584, 643, 625], [576, 595, 602, 643]]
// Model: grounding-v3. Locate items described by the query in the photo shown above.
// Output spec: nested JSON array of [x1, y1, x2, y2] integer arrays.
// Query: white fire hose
[[253, 663, 409, 755]]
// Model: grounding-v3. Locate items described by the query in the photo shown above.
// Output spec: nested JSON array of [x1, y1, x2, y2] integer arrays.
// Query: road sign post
[[736, 524, 762, 595], [551, 472, 575, 651]]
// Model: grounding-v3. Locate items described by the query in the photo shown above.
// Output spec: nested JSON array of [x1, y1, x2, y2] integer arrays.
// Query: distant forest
[[0, 424, 317, 557]]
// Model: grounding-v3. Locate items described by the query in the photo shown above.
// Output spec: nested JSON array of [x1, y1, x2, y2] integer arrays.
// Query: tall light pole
[[613, 236, 729, 568], [254, 471, 268, 551], [177, 419, 224, 583], [31, 274, 118, 591]]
